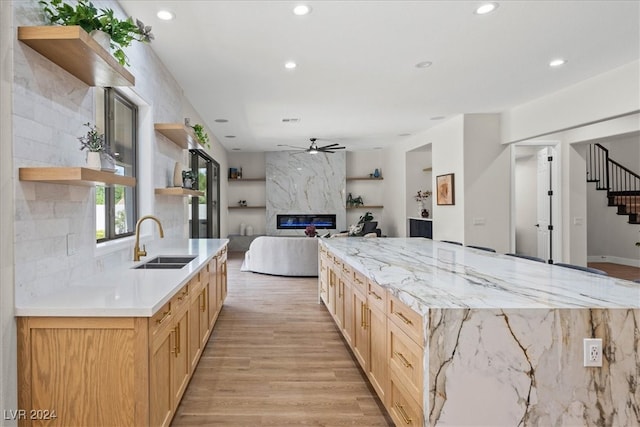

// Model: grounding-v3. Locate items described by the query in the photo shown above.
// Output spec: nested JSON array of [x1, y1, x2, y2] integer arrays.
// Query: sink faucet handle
[[141, 244, 147, 256]]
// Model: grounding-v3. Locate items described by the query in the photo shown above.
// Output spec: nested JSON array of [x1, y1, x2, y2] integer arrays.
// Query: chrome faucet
[[133, 215, 165, 261]]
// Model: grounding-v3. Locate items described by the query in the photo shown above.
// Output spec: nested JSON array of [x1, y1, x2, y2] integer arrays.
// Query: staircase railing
[[587, 143, 640, 218]]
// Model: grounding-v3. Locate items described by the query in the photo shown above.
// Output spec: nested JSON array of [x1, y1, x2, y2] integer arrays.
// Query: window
[[96, 88, 138, 242]]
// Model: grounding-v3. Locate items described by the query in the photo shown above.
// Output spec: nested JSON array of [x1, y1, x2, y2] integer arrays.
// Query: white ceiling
[[119, 1, 640, 152]]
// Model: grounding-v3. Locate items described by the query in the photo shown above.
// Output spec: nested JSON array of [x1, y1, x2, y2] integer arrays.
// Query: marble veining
[[319, 238, 640, 309], [266, 151, 346, 235]]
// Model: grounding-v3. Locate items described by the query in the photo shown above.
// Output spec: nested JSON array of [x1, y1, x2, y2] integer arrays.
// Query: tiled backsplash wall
[[13, 1, 191, 303]]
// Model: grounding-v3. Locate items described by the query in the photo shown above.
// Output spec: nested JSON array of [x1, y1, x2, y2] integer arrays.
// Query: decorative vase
[[245, 225, 254, 236], [173, 162, 182, 187], [90, 30, 110, 51], [417, 200, 424, 217], [373, 168, 381, 178], [86, 151, 101, 170]]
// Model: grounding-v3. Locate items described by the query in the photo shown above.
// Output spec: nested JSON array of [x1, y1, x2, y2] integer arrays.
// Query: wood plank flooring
[[172, 252, 392, 426], [587, 262, 640, 281]]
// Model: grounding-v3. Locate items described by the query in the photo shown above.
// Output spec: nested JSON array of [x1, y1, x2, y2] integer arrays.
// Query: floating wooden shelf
[[154, 123, 199, 149], [346, 177, 384, 181], [17, 26, 135, 87], [19, 167, 136, 187], [155, 188, 204, 197], [228, 206, 266, 209], [228, 178, 266, 182], [347, 205, 384, 209]]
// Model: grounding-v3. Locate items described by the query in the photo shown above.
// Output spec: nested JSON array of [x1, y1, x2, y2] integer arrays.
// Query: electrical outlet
[[583, 338, 602, 367]]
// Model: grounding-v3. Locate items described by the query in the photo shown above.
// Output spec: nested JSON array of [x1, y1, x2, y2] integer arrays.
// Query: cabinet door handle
[[360, 302, 365, 328], [172, 326, 179, 357], [176, 322, 181, 355], [394, 402, 412, 424], [200, 293, 206, 312], [369, 291, 382, 300], [395, 311, 413, 325], [394, 351, 413, 369], [156, 310, 171, 325]]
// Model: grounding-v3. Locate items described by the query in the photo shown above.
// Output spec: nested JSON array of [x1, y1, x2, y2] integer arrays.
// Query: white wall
[[514, 148, 538, 256], [0, 1, 16, 423], [463, 114, 510, 253], [586, 134, 640, 266]]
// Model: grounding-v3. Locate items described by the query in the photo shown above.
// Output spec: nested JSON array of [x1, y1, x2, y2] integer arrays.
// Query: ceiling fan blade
[[321, 146, 345, 150], [318, 143, 340, 149]]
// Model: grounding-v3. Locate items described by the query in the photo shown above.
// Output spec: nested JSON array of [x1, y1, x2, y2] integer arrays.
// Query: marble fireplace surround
[[266, 151, 346, 236]]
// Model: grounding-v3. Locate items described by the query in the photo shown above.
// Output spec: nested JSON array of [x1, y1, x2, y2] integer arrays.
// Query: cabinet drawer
[[389, 371, 424, 427], [149, 300, 172, 337], [388, 294, 423, 346], [367, 279, 386, 312], [172, 283, 191, 313], [351, 269, 367, 295], [388, 320, 423, 403]]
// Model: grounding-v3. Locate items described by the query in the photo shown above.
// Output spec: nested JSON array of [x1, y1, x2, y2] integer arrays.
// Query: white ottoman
[[240, 236, 319, 276]]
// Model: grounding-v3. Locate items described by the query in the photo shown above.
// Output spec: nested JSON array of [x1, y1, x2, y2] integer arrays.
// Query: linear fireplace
[[276, 214, 337, 230]]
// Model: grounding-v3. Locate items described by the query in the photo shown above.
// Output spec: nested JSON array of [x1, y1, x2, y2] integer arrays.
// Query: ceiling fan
[[282, 138, 346, 154]]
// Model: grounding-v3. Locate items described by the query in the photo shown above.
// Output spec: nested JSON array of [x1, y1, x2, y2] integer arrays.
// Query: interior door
[[536, 148, 551, 261]]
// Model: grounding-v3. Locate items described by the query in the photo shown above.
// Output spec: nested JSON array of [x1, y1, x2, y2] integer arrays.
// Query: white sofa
[[240, 236, 319, 277]]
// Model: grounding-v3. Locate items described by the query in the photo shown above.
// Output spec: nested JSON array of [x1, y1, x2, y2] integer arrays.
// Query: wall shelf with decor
[[17, 26, 135, 87], [155, 188, 204, 197], [19, 167, 136, 187], [347, 205, 384, 209], [228, 178, 266, 182], [346, 177, 384, 181], [154, 123, 199, 149], [228, 206, 266, 210]]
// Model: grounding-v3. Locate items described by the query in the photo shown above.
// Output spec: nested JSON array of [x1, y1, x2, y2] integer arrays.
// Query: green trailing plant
[[39, 0, 154, 66], [191, 124, 210, 148], [78, 122, 106, 152]]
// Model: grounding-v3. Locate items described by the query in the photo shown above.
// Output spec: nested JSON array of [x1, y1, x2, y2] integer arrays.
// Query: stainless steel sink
[[134, 255, 197, 270]]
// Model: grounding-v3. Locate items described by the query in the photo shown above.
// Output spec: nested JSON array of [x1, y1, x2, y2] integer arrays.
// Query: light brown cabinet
[[17, 246, 228, 427], [320, 245, 423, 425]]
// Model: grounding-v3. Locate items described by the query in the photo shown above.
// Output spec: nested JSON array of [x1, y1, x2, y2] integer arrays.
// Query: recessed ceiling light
[[475, 3, 498, 15], [214, 119, 228, 123], [285, 61, 297, 69], [430, 116, 446, 120], [157, 10, 174, 20], [293, 5, 311, 16], [225, 135, 236, 138], [231, 148, 241, 151], [282, 118, 300, 123], [415, 61, 432, 69], [398, 133, 412, 137], [549, 58, 567, 67]]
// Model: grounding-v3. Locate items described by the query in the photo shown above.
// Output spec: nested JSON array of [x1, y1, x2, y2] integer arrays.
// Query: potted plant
[[39, 0, 154, 66], [78, 122, 113, 170], [191, 124, 211, 149], [415, 190, 432, 217]]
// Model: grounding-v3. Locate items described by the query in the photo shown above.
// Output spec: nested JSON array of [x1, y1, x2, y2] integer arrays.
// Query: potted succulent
[[39, 0, 154, 66], [78, 122, 114, 170]]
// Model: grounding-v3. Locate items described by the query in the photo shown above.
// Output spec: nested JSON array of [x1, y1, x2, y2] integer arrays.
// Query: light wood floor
[[172, 252, 392, 426], [587, 262, 640, 281]]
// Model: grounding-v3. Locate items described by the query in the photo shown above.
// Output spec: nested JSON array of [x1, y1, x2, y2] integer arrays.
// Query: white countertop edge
[[15, 238, 229, 318]]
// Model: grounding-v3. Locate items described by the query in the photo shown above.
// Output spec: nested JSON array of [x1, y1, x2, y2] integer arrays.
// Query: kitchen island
[[319, 238, 639, 427], [15, 238, 228, 427]]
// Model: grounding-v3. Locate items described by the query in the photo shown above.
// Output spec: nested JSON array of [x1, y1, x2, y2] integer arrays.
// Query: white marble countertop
[[320, 238, 640, 310], [15, 238, 228, 317]]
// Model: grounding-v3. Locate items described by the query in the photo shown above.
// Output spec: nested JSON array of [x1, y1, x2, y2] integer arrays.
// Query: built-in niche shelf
[[155, 188, 204, 197], [228, 178, 266, 182], [228, 206, 266, 209], [154, 123, 198, 149], [347, 205, 384, 209], [346, 177, 384, 181], [19, 167, 136, 187], [17, 26, 135, 87]]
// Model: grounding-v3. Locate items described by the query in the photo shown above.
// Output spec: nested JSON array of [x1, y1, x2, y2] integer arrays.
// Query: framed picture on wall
[[436, 173, 455, 205]]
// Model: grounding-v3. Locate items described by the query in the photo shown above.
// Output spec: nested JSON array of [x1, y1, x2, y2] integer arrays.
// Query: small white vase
[[173, 162, 182, 187], [86, 152, 101, 170], [417, 200, 424, 217]]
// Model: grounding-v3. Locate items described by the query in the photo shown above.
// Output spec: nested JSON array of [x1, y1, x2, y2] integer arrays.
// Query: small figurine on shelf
[[238, 200, 247, 207], [305, 225, 317, 237], [182, 170, 197, 189], [373, 168, 381, 178], [346, 192, 354, 207]]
